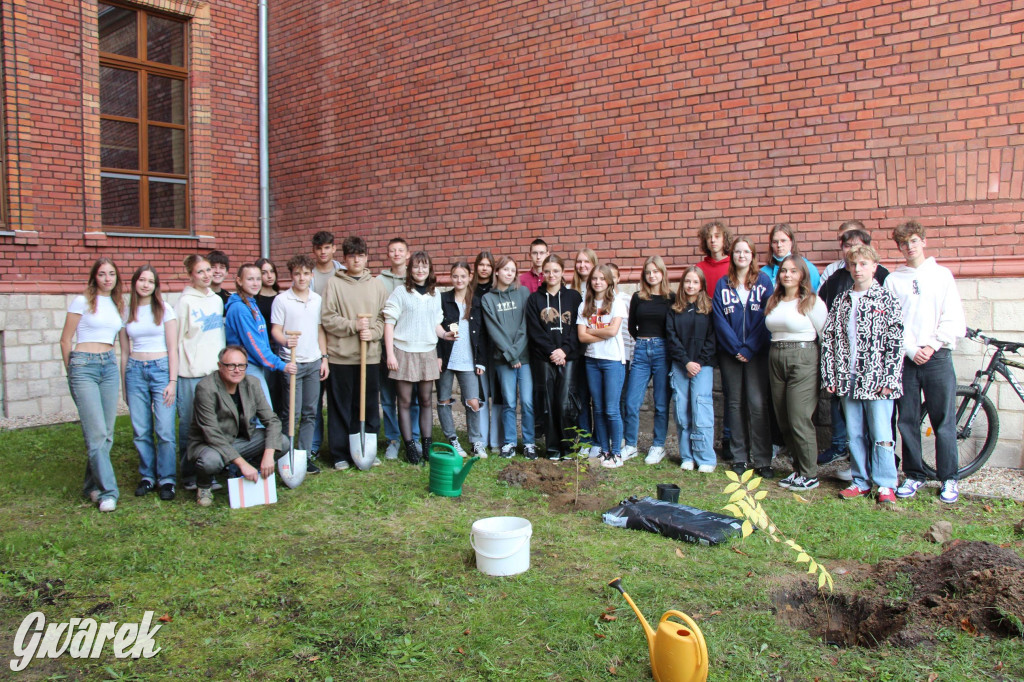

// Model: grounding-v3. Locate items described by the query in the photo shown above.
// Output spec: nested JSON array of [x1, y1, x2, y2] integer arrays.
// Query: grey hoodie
[[376, 269, 405, 296], [481, 283, 531, 366]]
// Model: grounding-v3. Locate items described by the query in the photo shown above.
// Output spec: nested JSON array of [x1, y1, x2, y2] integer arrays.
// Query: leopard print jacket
[[820, 282, 905, 400]]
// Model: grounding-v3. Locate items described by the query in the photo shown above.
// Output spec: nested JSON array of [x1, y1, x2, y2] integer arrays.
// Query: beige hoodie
[[321, 270, 388, 364]]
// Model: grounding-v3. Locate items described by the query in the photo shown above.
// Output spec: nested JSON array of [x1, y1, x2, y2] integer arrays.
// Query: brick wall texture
[[0, 0, 259, 290], [268, 0, 1024, 274]]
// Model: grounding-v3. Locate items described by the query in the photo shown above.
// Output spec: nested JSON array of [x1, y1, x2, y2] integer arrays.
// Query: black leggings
[[397, 380, 433, 443]]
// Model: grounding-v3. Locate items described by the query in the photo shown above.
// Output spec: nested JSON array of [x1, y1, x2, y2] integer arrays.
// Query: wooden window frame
[[99, 2, 190, 235]]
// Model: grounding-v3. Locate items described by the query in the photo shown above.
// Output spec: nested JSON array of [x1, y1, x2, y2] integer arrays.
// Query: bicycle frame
[[966, 349, 1024, 428]]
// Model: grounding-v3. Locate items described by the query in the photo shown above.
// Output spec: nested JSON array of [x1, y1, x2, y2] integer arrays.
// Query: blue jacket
[[762, 255, 820, 292], [712, 272, 773, 358], [225, 293, 286, 372]]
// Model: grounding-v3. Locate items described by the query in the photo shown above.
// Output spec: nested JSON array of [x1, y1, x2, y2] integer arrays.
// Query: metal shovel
[[349, 314, 378, 470], [277, 331, 308, 488]]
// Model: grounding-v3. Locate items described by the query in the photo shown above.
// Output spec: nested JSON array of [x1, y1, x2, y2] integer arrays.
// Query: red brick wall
[[269, 0, 1024, 279], [0, 0, 261, 293]]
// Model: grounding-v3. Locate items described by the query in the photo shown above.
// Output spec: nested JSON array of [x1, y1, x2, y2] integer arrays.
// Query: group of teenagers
[[61, 218, 966, 511]]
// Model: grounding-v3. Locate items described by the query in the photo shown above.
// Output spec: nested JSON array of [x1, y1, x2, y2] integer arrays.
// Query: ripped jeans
[[671, 364, 715, 467], [841, 396, 897, 490], [437, 368, 482, 445]]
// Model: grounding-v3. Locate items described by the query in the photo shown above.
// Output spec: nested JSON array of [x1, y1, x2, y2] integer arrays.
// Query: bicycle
[[919, 327, 1024, 479]]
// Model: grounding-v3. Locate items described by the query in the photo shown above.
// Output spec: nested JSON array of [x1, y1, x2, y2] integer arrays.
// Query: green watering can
[[428, 442, 479, 497]]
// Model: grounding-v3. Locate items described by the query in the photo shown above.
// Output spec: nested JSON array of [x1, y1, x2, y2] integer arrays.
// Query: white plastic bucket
[[470, 516, 532, 576]]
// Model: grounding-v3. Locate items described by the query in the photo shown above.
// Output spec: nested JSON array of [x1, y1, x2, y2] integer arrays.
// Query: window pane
[[99, 4, 137, 58], [148, 76, 185, 125], [149, 179, 187, 230], [147, 16, 185, 67], [101, 120, 139, 169], [148, 126, 186, 174], [100, 67, 137, 118], [101, 175, 140, 227]]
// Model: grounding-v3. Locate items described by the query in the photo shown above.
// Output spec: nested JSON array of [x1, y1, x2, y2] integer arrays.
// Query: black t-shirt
[[630, 293, 675, 338], [231, 389, 248, 440]]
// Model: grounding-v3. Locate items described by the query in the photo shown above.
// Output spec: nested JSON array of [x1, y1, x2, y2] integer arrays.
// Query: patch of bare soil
[[497, 459, 608, 512], [774, 540, 1024, 647]]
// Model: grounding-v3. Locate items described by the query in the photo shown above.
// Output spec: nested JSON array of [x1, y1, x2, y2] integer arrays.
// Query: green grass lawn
[[1, 417, 1022, 681]]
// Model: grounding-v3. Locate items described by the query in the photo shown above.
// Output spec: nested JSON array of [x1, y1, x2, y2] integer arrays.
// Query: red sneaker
[[877, 487, 897, 506], [838, 484, 870, 499]]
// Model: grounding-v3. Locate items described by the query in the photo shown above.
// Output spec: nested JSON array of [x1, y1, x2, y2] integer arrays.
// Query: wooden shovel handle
[[358, 314, 371, 423], [286, 331, 302, 438]]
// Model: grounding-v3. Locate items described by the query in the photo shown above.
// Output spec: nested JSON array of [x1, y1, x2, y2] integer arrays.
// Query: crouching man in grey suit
[[188, 345, 290, 507]]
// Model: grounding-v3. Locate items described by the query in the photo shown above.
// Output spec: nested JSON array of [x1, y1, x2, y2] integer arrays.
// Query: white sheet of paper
[[227, 473, 278, 509]]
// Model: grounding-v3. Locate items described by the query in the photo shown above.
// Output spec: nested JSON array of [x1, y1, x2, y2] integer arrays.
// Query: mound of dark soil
[[774, 540, 1024, 647], [497, 459, 608, 512]]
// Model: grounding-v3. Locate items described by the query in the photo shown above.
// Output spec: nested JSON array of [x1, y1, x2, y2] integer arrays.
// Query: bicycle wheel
[[919, 385, 999, 479]]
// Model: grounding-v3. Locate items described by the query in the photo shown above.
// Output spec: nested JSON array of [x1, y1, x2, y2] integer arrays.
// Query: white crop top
[[68, 295, 123, 345], [124, 303, 177, 353]]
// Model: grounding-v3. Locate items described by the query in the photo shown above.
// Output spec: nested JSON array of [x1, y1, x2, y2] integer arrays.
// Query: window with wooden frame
[[99, 2, 189, 233]]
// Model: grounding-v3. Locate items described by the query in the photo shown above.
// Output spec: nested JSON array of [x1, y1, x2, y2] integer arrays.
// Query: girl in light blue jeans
[[667, 267, 718, 472], [119, 265, 179, 500], [60, 258, 125, 512]]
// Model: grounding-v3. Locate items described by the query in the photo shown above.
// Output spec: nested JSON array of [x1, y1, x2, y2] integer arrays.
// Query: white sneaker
[[98, 498, 116, 512], [448, 437, 467, 456], [645, 446, 667, 465], [600, 452, 624, 469], [697, 464, 716, 473], [210, 479, 223, 492], [620, 444, 638, 460], [681, 460, 695, 471], [471, 442, 487, 459], [588, 445, 602, 459], [385, 440, 400, 460], [372, 457, 382, 467], [500, 444, 517, 458], [334, 460, 350, 471], [835, 467, 853, 482], [778, 472, 799, 489]]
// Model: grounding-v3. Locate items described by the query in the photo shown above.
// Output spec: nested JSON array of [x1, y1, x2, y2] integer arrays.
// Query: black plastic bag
[[602, 496, 744, 546]]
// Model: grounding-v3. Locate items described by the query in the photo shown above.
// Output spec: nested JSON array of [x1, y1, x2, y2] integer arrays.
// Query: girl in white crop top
[[118, 266, 180, 498], [59, 258, 126, 512]]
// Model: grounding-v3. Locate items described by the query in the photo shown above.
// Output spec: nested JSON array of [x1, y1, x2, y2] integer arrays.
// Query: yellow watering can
[[608, 578, 708, 682]]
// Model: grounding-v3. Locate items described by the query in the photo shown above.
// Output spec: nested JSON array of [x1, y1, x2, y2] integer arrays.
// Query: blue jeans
[[585, 358, 625, 455], [176, 375, 203, 484], [623, 338, 670, 448], [125, 357, 177, 486], [246, 362, 273, 407], [830, 396, 848, 449], [67, 350, 120, 502], [380, 366, 419, 442], [671, 364, 715, 467], [496, 362, 534, 446], [842, 396, 897, 490], [438, 369, 483, 444]]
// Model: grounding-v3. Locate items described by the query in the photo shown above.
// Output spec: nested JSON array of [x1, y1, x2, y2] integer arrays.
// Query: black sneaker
[[730, 462, 749, 477], [755, 466, 775, 480], [158, 483, 176, 501], [816, 445, 848, 465], [135, 480, 154, 497], [307, 458, 321, 475], [523, 445, 538, 460]]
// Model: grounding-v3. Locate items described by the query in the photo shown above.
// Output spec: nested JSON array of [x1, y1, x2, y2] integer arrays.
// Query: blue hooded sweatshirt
[[712, 271, 774, 359], [225, 293, 286, 372], [762, 254, 820, 292]]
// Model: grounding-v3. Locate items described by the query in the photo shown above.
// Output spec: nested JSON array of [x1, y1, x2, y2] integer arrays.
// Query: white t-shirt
[[848, 290, 866, 376], [68, 295, 123, 345], [736, 285, 750, 306], [447, 302, 474, 372], [764, 297, 827, 342], [124, 302, 177, 353], [270, 288, 323, 364], [578, 297, 627, 362]]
